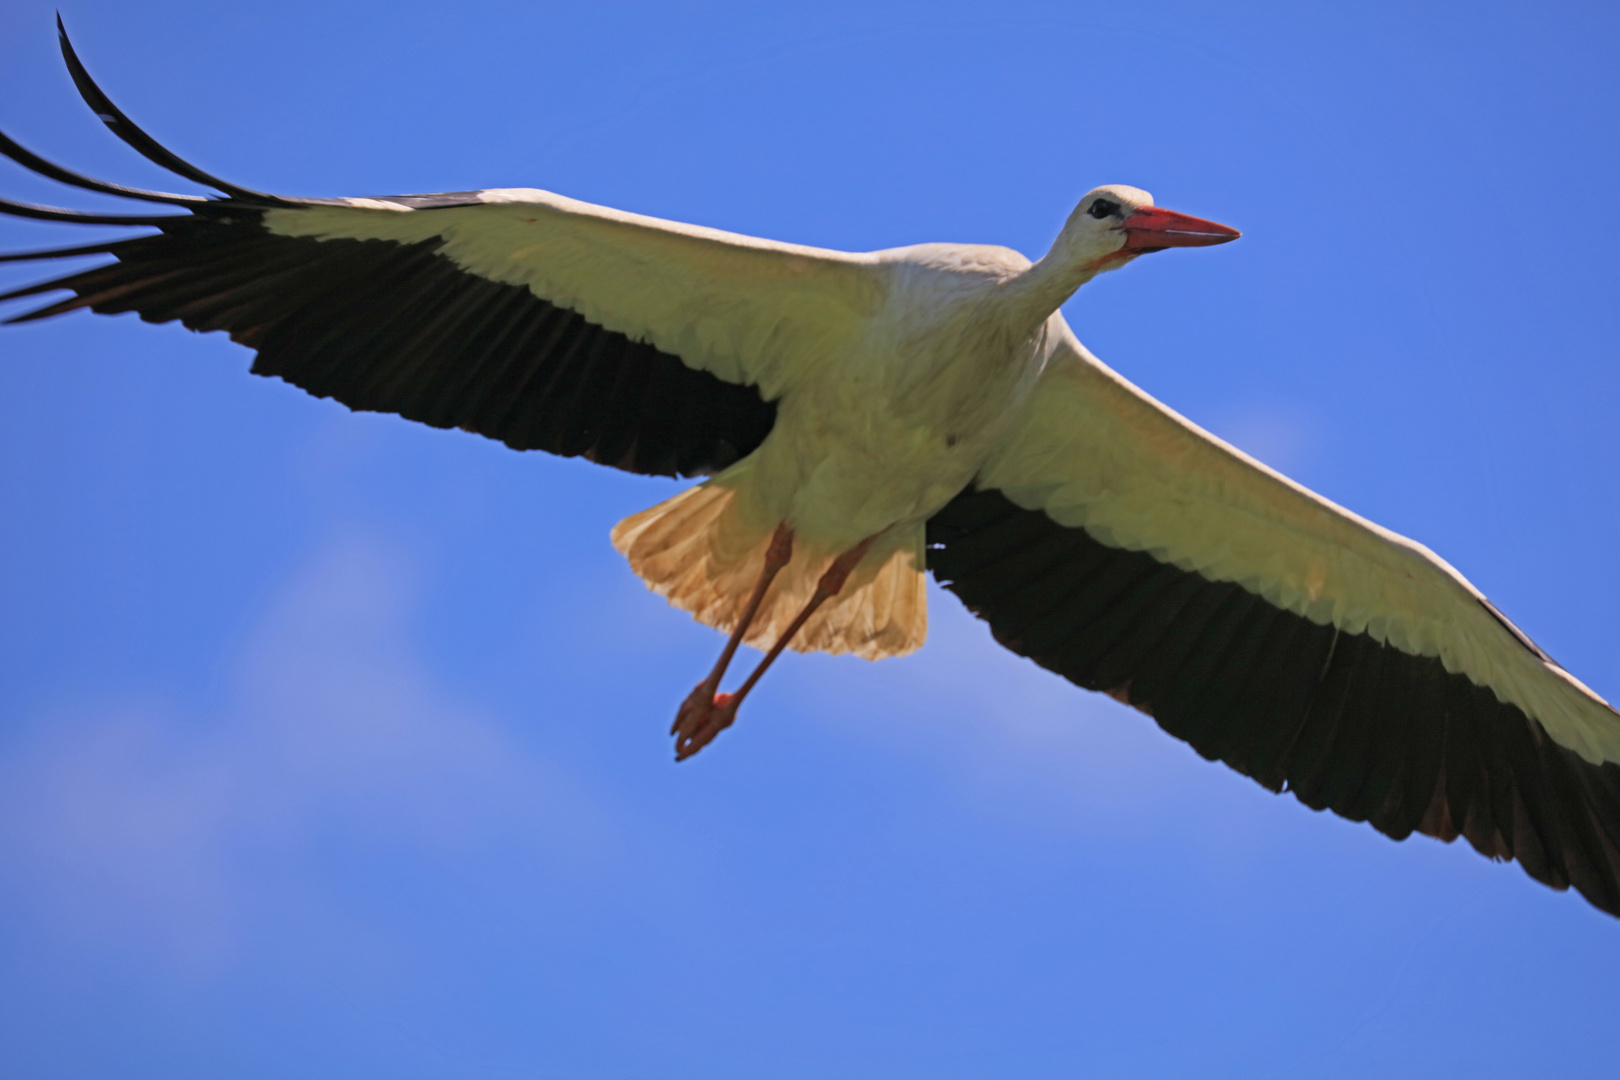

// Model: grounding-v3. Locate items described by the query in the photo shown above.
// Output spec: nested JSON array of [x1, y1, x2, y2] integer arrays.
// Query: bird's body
[[629, 238, 1063, 661], [8, 22, 1620, 919], [756, 241, 1045, 547]]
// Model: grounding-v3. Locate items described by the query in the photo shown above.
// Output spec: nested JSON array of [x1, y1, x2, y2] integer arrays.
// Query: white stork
[[5, 20, 1620, 918]]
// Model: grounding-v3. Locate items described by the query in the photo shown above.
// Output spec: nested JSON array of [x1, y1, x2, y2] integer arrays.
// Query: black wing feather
[[927, 486, 1620, 918], [0, 194, 183, 229], [0, 127, 206, 206], [54, 17, 291, 207]]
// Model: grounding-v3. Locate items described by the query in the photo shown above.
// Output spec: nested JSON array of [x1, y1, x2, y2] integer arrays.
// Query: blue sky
[[1, 1, 1618, 1076]]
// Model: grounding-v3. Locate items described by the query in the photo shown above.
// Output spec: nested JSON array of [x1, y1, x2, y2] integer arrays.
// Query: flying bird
[[5, 20, 1620, 918]]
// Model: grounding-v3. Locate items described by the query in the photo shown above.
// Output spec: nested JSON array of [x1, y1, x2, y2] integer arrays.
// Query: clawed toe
[[673, 687, 739, 760]]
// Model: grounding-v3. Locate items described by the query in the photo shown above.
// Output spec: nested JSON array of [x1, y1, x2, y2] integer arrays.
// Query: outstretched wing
[[0, 20, 882, 477], [927, 316, 1620, 916]]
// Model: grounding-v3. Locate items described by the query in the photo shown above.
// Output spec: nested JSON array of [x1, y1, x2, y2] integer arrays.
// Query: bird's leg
[[673, 535, 876, 762], [671, 523, 794, 757]]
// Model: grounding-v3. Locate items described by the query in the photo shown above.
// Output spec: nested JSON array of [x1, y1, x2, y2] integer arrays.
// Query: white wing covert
[[260, 187, 881, 403]]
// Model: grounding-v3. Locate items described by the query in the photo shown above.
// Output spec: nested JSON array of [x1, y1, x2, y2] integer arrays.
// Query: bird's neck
[[999, 237, 1114, 331]]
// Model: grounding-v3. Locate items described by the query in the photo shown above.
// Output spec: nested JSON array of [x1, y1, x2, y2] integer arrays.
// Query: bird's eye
[[1088, 199, 1121, 220]]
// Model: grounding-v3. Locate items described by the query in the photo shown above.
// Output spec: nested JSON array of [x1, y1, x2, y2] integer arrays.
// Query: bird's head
[[1057, 185, 1240, 274]]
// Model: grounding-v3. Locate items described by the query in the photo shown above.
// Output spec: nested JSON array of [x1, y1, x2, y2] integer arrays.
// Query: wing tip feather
[[51, 15, 288, 206]]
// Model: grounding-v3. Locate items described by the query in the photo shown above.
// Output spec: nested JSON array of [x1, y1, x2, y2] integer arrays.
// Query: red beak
[[1121, 206, 1241, 252]]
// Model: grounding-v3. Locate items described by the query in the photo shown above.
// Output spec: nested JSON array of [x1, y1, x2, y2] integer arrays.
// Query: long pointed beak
[[1121, 206, 1241, 252]]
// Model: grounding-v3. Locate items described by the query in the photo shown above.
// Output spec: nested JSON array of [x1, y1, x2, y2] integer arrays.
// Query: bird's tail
[[610, 482, 927, 660]]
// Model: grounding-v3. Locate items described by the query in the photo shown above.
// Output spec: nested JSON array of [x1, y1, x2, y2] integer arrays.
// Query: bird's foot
[[672, 684, 740, 761]]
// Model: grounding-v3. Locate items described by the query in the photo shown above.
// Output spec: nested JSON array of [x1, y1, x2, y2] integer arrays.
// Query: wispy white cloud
[[0, 699, 238, 967], [0, 530, 609, 972]]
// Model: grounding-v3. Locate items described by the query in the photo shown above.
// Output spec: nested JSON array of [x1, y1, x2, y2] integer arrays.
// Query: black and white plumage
[[5, 22, 1620, 918]]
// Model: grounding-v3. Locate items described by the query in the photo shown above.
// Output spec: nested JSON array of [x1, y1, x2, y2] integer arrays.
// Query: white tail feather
[[611, 483, 927, 660]]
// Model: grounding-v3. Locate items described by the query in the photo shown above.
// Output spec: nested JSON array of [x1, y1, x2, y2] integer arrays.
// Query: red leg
[[673, 535, 876, 761], [671, 523, 793, 757]]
